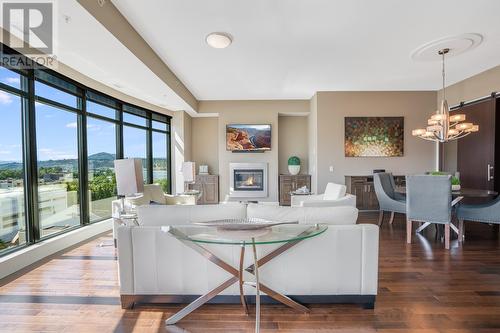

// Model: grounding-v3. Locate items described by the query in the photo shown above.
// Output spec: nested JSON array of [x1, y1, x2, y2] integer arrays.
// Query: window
[[0, 44, 171, 256], [152, 131, 169, 193], [87, 101, 116, 119], [123, 112, 147, 126], [123, 126, 148, 183], [87, 117, 117, 222], [35, 103, 80, 238], [0, 91, 26, 252], [0, 67, 21, 89], [35, 81, 78, 108]]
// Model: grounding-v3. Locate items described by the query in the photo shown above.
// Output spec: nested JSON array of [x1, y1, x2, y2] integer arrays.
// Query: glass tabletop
[[163, 224, 328, 245]]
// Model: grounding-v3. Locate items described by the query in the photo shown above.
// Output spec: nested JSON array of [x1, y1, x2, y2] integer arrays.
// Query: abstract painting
[[345, 117, 404, 157]]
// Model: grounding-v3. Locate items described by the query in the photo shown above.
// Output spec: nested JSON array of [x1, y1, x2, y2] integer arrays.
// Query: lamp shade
[[114, 159, 144, 196], [182, 161, 196, 183]]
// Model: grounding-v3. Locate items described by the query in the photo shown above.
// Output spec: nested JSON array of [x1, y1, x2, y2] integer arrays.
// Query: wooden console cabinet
[[187, 175, 219, 205], [345, 175, 405, 211], [279, 175, 311, 206]]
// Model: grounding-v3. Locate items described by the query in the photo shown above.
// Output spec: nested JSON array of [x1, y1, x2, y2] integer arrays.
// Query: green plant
[[430, 171, 460, 185], [288, 156, 300, 166]]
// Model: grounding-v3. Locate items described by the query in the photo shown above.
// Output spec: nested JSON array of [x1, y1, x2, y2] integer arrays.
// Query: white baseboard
[[0, 219, 112, 280]]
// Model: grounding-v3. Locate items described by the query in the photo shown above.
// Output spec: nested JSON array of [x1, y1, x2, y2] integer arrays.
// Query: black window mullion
[[147, 113, 153, 184], [78, 93, 89, 225], [22, 70, 40, 243], [117, 103, 124, 159], [167, 126, 172, 194]]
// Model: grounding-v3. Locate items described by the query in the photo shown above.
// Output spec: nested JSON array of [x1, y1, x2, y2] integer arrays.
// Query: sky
[[0, 68, 167, 163]]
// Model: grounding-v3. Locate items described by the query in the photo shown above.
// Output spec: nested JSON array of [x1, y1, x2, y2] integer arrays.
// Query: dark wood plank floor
[[1, 212, 500, 332]]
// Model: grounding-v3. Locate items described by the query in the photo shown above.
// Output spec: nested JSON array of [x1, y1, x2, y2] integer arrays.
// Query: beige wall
[[308, 94, 318, 193], [191, 117, 219, 175], [441, 65, 500, 172], [198, 100, 309, 201], [183, 112, 192, 161], [172, 111, 192, 194], [438, 65, 500, 106], [311, 91, 437, 192], [278, 116, 309, 175]]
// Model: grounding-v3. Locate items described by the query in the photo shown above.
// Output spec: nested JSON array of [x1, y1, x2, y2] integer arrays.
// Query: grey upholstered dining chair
[[373, 173, 406, 226], [456, 196, 500, 241], [406, 175, 456, 249]]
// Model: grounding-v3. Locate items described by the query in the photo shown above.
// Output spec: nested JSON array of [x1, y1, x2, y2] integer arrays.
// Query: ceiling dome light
[[206, 32, 232, 49]]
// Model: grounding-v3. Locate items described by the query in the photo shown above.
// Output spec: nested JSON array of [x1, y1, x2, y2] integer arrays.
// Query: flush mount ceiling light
[[206, 32, 232, 49]]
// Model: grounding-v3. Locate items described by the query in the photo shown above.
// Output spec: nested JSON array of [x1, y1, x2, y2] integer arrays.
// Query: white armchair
[[291, 182, 356, 208]]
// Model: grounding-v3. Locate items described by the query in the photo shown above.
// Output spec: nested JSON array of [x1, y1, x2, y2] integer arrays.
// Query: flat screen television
[[226, 124, 271, 151]]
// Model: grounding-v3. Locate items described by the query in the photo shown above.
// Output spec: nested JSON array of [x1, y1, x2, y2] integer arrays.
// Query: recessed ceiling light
[[206, 32, 232, 49]]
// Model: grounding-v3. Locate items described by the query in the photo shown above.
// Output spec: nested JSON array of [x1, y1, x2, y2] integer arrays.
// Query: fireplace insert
[[233, 169, 264, 191]]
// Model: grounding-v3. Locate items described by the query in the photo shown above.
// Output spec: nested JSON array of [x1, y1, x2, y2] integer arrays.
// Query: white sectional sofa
[[116, 203, 379, 309]]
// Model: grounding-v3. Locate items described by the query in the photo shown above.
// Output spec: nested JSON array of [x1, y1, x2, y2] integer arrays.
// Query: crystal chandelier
[[412, 48, 479, 142]]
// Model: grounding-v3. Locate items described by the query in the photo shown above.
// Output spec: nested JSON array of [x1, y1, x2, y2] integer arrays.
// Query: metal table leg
[[252, 238, 260, 333], [239, 243, 249, 314]]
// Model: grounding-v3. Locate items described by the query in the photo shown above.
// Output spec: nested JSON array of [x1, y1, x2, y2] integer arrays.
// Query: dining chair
[[373, 172, 406, 226], [406, 175, 460, 249], [456, 196, 500, 241]]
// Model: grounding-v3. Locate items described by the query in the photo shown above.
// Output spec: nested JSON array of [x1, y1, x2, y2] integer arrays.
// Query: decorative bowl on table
[[193, 218, 298, 231]]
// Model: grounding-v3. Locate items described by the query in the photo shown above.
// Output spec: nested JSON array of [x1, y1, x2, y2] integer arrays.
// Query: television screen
[[226, 124, 271, 151]]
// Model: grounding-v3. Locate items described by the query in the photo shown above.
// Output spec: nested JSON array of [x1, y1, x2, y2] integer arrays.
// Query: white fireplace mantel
[[229, 162, 268, 198]]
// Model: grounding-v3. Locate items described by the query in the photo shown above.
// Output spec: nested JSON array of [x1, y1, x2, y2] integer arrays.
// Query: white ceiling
[[112, 0, 500, 100], [39, 1, 192, 113]]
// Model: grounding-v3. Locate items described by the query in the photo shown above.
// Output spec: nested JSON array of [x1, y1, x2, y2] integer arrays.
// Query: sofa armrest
[[291, 194, 324, 207], [117, 226, 134, 294]]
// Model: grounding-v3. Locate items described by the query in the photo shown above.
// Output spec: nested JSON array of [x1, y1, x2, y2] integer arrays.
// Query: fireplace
[[229, 163, 268, 198], [234, 169, 264, 191]]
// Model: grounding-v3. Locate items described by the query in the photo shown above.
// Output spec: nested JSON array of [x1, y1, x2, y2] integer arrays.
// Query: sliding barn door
[[457, 98, 496, 190]]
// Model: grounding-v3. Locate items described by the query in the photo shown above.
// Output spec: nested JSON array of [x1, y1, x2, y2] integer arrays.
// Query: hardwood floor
[[1, 212, 500, 332]]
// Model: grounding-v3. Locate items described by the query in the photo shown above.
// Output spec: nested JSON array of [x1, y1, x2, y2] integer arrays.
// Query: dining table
[[395, 187, 499, 238], [395, 187, 498, 198]]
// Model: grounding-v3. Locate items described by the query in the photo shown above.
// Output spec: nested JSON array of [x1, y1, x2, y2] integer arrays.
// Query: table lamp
[[114, 159, 144, 213]]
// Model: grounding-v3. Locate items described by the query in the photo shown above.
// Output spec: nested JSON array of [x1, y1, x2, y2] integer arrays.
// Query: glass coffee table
[[164, 224, 328, 333]]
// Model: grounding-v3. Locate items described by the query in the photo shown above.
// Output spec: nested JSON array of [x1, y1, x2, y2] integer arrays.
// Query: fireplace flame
[[243, 176, 254, 186]]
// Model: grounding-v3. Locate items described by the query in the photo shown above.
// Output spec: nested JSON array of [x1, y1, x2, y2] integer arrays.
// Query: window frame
[[0, 43, 172, 255]]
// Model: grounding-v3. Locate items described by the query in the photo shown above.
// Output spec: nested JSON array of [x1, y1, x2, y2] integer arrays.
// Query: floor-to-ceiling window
[[0, 44, 171, 255], [86, 94, 119, 222], [0, 67, 27, 252], [34, 74, 81, 238], [152, 115, 170, 192]]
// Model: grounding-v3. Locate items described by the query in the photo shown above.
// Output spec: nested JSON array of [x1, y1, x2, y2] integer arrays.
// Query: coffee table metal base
[[165, 228, 314, 332]]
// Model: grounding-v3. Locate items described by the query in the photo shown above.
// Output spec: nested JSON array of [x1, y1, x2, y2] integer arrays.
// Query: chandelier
[[412, 48, 478, 142]]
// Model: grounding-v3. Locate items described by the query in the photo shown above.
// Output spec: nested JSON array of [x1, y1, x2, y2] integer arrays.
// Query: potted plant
[[288, 156, 301, 175], [430, 171, 461, 191], [451, 176, 461, 191]]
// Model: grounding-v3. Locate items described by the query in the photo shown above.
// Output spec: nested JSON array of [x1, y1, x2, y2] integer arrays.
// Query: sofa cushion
[[323, 183, 347, 201], [136, 203, 247, 226], [247, 203, 358, 225]]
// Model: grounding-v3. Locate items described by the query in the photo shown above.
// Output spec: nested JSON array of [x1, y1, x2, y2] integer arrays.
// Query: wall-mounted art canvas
[[344, 117, 404, 157]]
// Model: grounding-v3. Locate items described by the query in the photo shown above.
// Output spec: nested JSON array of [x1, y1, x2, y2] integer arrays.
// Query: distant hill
[[89, 152, 116, 160], [0, 152, 118, 170]]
